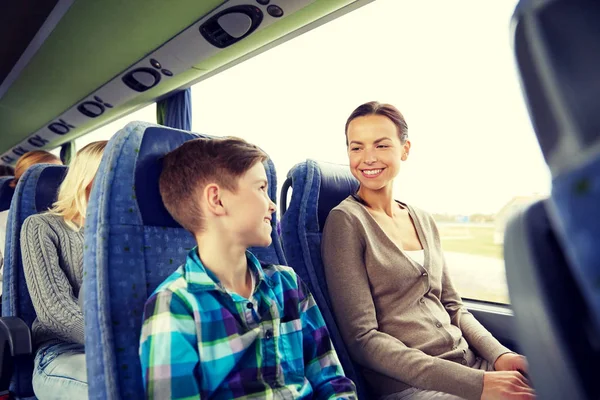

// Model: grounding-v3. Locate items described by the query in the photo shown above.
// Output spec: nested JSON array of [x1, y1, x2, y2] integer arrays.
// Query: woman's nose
[[268, 199, 276, 213], [364, 148, 377, 163]]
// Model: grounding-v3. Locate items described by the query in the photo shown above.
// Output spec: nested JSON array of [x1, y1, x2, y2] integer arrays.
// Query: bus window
[[191, 0, 550, 304], [74, 104, 156, 149]]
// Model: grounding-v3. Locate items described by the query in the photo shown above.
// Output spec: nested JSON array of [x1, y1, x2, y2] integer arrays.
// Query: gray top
[[322, 196, 510, 400], [21, 213, 85, 347]]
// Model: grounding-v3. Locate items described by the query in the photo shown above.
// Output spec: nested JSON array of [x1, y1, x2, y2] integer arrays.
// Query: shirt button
[[422, 272, 428, 277], [246, 302, 253, 309], [420, 298, 425, 304], [461, 359, 468, 365], [435, 322, 442, 328], [452, 345, 458, 350], [265, 330, 273, 340]]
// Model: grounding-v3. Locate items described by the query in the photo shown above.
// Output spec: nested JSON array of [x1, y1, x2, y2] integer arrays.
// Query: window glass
[[191, 0, 549, 304], [73, 104, 156, 149]]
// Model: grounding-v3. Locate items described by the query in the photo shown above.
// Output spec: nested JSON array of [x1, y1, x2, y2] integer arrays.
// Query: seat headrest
[[315, 161, 359, 231], [284, 160, 359, 232], [0, 177, 13, 189], [33, 165, 68, 212], [513, 0, 600, 175], [134, 126, 207, 227], [0, 177, 15, 211], [133, 125, 279, 229]]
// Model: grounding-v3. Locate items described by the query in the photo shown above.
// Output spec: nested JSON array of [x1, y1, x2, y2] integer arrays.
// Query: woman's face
[[346, 114, 410, 192]]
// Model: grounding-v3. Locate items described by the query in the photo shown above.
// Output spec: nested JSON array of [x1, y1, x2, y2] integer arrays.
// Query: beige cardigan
[[321, 196, 510, 400]]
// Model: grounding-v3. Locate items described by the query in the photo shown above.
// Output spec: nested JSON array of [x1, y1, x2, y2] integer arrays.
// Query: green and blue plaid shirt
[[140, 248, 357, 399]]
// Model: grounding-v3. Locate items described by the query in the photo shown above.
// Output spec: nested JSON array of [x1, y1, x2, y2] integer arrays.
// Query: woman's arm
[[322, 209, 485, 400], [427, 215, 511, 365], [21, 216, 85, 345]]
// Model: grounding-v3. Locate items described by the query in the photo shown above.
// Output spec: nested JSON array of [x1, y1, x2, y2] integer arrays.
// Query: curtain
[[156, 88, 192, 131]]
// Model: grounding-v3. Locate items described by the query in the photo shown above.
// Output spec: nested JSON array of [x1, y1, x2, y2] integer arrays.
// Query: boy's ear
[[203, 183, 226, 216]]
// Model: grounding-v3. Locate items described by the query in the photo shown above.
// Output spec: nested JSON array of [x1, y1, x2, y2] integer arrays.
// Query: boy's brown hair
[[159, 137, 268, 233]]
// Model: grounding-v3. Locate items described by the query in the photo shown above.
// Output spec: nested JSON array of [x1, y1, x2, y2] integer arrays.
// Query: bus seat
[[83, 121, 286, 400], [507, 0, 600, 398], [0, 177, 15, 212], [0, 164, 67, 400], [280, 159, 371, 398], [504, 200, 599, 399]]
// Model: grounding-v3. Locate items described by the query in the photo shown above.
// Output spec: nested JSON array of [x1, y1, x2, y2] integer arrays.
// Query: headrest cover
[[134, 126, 278, 229], [35, 166, 68, 212], [0, 177, 15, 211], [135, 127, 206, 227], [315, 161, 359, 232]]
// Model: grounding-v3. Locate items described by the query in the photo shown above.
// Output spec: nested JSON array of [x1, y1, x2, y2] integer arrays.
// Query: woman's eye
[[377, 145, 389, 149]]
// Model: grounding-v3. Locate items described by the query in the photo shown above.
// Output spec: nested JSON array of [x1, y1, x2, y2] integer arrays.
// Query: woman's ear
[[402, 139, 411, 161]]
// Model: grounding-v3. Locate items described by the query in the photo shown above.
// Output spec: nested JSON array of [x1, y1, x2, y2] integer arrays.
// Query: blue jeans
[[32, 342, 88, 400]]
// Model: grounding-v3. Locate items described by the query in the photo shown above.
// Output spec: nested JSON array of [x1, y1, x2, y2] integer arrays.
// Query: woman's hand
[[494, 353, 529, 376], [481, 371, 535, 400]]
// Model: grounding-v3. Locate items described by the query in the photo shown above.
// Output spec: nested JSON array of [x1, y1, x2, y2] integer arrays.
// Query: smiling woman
[[345, 102, 410, 192], [319, 100, 533, 400]]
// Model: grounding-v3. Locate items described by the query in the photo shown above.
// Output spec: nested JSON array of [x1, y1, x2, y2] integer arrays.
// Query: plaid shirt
[[140, 248, 357, 399]]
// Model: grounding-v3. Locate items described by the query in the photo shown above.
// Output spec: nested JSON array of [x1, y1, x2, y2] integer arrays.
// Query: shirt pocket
[[277, 319, 304, 378]]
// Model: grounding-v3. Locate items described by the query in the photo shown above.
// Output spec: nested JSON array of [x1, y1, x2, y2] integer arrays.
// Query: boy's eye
[[350, 147, 361, 151]]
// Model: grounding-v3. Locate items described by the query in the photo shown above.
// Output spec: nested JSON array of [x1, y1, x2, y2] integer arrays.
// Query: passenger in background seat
[[140, 137, 357, 399], [21, 141, 107, 400], [0, 151, 61, 304], [8, 150, 62, 190], [322, 102, 535, 400]]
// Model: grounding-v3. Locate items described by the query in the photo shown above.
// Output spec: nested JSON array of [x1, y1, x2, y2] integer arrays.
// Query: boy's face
[[221, 161, 276, 248]]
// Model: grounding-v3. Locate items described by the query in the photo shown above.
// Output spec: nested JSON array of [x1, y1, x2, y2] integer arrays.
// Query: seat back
[[507, 0, 600, 398], [504, 201, 599, 400], [0, 177, 15, 212], [280, 159, 369, 398], [83, 122, 286, 400], [1, 164, 68, 398]]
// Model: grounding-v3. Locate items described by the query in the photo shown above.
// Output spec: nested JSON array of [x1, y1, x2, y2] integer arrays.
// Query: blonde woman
[[0, 151, 61, 299], [21, 141, 107, 400]]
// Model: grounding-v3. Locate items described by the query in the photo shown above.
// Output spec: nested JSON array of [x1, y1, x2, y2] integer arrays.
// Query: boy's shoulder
[[260, 262, 308, 294], [261, 262, 296, 281], [149, 264, 189, 300]]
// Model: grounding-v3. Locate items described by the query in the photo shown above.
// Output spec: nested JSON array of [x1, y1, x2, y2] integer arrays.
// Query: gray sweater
[[21, 213, 85, 347], [322, 196, 510, 400]]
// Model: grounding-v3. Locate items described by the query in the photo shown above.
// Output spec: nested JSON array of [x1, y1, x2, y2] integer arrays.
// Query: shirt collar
[[184, 247, 274, 292]]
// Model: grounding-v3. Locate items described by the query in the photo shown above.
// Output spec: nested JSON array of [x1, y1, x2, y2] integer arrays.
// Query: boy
[[140, 137, 357, 399]]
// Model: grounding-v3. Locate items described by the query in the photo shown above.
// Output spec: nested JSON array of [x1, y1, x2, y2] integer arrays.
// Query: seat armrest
[[0, 317, 32, 393]]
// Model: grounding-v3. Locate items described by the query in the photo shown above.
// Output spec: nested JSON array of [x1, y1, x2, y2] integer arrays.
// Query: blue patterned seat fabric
[[83, 122, 286, 400], [1, 164, 68, 400], [280, 159, 372, 398]]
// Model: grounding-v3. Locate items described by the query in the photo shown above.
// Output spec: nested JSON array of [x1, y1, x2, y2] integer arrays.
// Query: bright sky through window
[[77, 0, 549, 216]]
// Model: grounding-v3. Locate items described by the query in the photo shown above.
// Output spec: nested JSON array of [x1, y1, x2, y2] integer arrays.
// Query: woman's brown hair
[[10, 150, 61, 188], [345, 101, 409, 144]]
